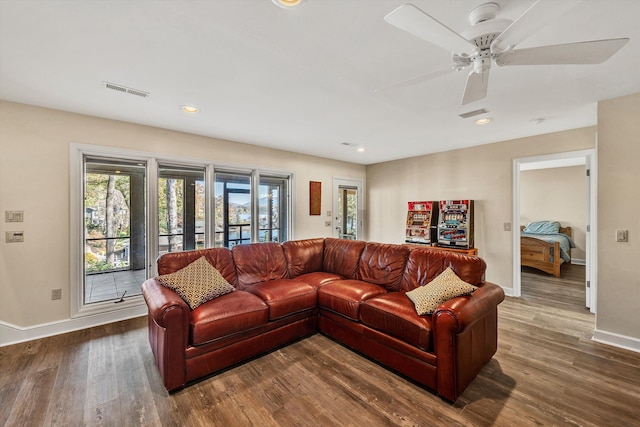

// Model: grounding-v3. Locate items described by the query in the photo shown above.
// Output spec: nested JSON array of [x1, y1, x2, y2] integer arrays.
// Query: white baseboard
[[592, 329, 640, 354], [571, 258, 586, 265], [501, 286, 515, 297], [0, 305, 147, 347]]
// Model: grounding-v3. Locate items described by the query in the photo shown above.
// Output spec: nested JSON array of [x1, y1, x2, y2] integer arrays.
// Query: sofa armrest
[[433, 282, 505, 333], [141, 278, 190, 391], [432, 282, 505, 401]]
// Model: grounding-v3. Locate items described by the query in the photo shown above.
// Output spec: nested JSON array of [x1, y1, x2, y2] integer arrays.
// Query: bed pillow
[[406, 267, 478, 316], [156, 256, 235, 309], [523, 220, 560, 234]]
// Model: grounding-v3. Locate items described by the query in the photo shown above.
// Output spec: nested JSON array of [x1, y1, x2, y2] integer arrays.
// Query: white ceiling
[[1, 0, 639, 165]]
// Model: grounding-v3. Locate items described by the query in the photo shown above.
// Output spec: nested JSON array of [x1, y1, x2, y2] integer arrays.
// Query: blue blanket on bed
[[521, 232, 576, 263]]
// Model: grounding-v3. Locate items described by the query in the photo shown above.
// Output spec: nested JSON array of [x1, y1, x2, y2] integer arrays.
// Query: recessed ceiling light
[[272, 0, 305, 8], [475, 117, 492, 125], [357, 147, 365, 153], [181, 105, 199, 113]]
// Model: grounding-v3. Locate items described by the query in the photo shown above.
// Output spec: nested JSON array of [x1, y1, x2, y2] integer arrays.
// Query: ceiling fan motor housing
[[468, 2, 499, 25], [462, 18, 512, 51]]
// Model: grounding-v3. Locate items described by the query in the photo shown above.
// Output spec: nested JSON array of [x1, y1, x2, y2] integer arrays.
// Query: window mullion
[[205, 164, 215, 248], [147, 158, 159, 277], [251, 169, 260, 243]]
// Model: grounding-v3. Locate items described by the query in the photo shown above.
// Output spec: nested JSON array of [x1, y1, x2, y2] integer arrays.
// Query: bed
[[520, 221, 576, 278]]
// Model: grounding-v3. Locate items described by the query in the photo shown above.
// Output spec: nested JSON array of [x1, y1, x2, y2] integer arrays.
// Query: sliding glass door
[[83, 157, 146, 304]]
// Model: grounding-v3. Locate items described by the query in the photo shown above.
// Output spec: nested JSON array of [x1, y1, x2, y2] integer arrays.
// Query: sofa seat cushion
[[295, 271, 344, 289], [245, 279, 317, 320], [360, 292, 432, 351], [190, 290, 269, 346], [318, 280, 387, 321]]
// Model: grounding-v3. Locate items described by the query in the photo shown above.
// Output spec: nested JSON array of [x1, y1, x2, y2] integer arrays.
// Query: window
[[215, 172, 252, 247], [83, 157, 146, 304], [158, 165, 206, 254], [72, 144, 293, 316], [259, 175, 289, 243]]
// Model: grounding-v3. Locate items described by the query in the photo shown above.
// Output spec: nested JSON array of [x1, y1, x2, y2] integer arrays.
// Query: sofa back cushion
[[282, 238, 325, 278], [232, 242, 288, 289], [400, 248, 486, 292], [358, 242, 410, 291], [157, 247, 238, 287], [322, 237, 366, 279], [323, 238, 366, 279]]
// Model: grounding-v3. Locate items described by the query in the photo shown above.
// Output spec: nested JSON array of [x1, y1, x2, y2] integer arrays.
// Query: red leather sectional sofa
[[141, 238, 505, 402]]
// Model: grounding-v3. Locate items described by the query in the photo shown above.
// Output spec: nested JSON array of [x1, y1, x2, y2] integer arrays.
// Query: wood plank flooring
[[2, 264, 639, 426]]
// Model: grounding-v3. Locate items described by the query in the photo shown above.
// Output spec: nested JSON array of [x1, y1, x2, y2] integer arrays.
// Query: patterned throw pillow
[[156, 256, 235, 309], [406, 267, 478, 316]]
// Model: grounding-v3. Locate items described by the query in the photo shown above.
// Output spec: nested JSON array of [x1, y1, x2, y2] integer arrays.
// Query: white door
[[333, 178, 363, 240]]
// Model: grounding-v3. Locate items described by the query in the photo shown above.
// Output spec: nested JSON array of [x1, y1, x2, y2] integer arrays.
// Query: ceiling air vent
[[103, 81, 150, 98], [459, 108, 488, 119]]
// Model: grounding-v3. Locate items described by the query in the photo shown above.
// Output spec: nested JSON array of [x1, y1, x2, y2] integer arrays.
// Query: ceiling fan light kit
[[271, 0, 304, 9], [382, 1, 630, 106]]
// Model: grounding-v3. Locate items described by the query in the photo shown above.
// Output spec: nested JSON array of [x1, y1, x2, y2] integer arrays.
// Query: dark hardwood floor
[[2, 265, 639, 426]]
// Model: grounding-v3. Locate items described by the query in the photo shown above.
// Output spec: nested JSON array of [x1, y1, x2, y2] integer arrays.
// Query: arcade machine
[[405, 201, 439, 245], [437, 200, 474, 248]]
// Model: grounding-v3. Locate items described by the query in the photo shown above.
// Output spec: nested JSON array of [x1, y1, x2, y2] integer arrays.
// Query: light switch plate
[[5, 211, 24, 222], [504, 222, 512, 231], [616, 229, 628, 242]]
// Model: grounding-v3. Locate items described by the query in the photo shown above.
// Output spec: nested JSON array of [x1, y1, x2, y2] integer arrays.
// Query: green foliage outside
[[85, 173, 131, 272]]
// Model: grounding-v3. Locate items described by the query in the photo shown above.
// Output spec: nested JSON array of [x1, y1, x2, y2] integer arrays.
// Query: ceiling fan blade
[[384, 4, 472, 53], [375, 67, 453, 93], [491, 0, 582, 53], [496, 38, 629, 66], [461, 70, 490, 105]]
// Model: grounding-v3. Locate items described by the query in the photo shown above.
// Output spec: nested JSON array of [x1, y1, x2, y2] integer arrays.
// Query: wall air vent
[[103, 81, 150, 98], [459, 108, 488, 119]]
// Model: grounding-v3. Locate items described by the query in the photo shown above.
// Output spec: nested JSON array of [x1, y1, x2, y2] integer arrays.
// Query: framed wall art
[[309, 181, 321, 215]]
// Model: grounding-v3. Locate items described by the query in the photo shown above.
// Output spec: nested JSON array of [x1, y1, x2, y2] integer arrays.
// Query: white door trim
[[512, 149, 597, 313], [332, 178, 364, 239]]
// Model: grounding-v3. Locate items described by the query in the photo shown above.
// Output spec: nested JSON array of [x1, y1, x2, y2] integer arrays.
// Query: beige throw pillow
[[156, 256, 235, 309], [406, 267, 478, 316]]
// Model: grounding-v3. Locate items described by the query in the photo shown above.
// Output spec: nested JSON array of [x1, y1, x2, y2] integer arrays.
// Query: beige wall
[[597, 92, 640, 341], [366, 127, 596, 290], [520, 166, 587, 261], [2, 92, 638, 347], [0, 101, 365, 327]]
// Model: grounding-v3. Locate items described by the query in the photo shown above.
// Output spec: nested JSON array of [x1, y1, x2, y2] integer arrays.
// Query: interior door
[[333, 178, 363, 240]]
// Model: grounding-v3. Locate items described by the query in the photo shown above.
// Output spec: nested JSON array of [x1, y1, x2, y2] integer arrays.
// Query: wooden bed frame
[[520, 226, 572, 278]]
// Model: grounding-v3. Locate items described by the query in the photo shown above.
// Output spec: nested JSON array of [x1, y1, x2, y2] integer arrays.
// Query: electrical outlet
[[325, 221, 331, 227], [51, 289, 62, 300], [616, 229, 628, 242], [504, 222, 512, 231]]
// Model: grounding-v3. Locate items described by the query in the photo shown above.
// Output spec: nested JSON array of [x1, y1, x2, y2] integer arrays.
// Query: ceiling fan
[[381, 1, 629, 105]]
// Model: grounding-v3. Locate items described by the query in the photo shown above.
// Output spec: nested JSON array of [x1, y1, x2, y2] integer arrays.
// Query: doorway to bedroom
[[513, 149, 596, 315]]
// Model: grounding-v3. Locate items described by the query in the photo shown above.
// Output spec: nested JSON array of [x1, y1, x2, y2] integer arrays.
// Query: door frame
[[332, 178, 364, 240], [512, 148, 597, 313]]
